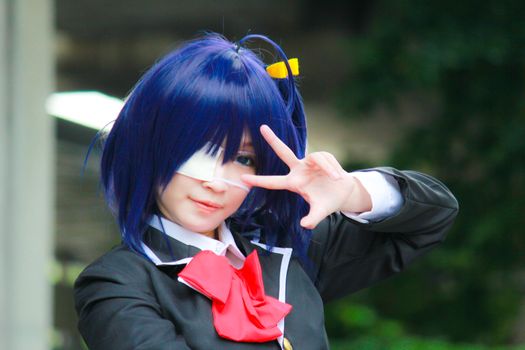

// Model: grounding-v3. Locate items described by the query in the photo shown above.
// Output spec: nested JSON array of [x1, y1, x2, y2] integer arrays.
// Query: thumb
[[300, 204, 329, 229]]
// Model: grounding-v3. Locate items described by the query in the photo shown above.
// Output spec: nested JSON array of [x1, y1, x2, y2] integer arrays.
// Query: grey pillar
[[0, 1, 55, 349]]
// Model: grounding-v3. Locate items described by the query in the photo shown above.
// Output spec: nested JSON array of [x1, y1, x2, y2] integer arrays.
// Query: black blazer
[[74, 167, 458, 349]]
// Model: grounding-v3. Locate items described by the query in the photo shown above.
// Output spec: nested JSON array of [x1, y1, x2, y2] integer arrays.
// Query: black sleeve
[[308, 167, 459, 303], [74, 259, 191, 350]]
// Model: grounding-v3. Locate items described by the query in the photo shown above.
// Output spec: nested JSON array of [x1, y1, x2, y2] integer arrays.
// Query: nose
[[202, 178, 228, 193]]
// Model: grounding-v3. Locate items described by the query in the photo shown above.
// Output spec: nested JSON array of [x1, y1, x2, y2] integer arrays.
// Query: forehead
[[220, 130, 254, 149]]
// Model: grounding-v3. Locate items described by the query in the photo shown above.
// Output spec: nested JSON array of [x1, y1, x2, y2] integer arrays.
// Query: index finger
[[241, 174, 288, 190], [260, 125, 300, 168]]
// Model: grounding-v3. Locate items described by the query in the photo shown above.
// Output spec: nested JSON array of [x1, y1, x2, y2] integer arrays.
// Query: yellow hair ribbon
[[266, 58, 299, 79]]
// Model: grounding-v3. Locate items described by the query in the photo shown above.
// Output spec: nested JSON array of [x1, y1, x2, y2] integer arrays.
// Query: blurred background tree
[[322, 0, 525, 347]]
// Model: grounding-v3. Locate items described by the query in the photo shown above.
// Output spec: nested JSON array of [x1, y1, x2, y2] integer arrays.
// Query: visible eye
[[235, 152, 256, 168]]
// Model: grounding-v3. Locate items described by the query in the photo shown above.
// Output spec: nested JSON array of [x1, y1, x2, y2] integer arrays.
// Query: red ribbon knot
[[178, 249, 292, 342]]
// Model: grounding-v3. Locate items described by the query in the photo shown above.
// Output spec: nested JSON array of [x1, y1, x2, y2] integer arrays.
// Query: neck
[[201, 227, 219, 240]]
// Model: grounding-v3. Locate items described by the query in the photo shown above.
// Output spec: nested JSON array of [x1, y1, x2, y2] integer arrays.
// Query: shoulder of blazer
[[76, 244, 157, 287]]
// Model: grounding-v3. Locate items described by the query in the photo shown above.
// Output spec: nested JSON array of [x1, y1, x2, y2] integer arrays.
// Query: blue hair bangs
[[99, 33, 312, 262]]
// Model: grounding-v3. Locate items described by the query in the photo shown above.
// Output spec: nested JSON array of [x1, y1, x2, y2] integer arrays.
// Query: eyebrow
[[241, 140, 254, 148]]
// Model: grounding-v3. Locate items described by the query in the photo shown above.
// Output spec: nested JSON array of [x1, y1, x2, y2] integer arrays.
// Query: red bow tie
[[178, 249, 292, 342]]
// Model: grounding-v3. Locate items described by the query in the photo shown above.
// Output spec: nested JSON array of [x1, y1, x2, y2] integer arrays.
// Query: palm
[[287, 163, 342, 206]]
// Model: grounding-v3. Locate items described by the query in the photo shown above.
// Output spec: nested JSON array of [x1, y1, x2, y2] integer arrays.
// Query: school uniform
[[74, 167, 458, 349]]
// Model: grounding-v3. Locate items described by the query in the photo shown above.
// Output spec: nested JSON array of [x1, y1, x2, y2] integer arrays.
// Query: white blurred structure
[[0, 1, 54, 349], [46, 91, 123, 131]]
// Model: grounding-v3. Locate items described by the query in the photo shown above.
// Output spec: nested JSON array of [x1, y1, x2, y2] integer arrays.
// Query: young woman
[[74, 33, 458, 350]]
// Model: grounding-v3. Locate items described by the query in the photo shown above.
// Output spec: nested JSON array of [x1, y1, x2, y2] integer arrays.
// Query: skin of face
[[156, 135, 256, 239]]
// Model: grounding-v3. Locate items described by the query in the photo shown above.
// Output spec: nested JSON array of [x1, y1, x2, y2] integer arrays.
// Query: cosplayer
[[74, 33, 458, 350]]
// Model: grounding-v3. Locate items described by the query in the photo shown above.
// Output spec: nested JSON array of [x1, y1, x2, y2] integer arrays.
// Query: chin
[[182, 218, 221, 234]]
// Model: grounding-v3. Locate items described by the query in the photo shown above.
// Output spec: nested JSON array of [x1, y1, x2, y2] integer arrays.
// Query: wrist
[[340, 173, 372, 213]]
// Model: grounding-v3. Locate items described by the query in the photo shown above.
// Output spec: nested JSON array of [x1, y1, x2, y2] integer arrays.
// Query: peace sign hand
[[241, 125, 372, 229]]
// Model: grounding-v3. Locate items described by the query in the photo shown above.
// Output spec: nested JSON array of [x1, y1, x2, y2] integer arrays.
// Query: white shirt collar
[[147, 215, 246, 266]]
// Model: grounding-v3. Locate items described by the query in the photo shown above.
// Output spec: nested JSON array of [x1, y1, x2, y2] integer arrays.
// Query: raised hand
[[241, 125, 372, 229]]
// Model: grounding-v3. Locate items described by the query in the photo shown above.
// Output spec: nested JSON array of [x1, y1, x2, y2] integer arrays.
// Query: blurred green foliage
[[330, 336, 525, 350], [326, 0, 525, 346]]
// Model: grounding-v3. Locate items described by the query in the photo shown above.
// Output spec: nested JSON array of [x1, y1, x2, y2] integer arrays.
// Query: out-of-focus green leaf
[[324, 0, 525, 345]]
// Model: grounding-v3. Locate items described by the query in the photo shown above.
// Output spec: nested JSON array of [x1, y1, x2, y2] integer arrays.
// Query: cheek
[[157, 176, 191, 214], [226, 190, 250, 211]]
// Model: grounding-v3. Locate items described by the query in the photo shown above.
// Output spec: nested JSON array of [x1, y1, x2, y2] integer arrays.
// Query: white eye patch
[[177, 143, 250, 192]]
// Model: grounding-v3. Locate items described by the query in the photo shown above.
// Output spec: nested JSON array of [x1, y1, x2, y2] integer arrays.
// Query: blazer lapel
[[143, 226, 202, 263]]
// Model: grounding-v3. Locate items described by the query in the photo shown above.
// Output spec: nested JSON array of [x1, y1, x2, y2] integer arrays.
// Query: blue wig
[[99, 33, 311, 260]]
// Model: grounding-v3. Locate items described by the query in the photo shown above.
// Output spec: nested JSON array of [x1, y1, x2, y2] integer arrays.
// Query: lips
[[190, 197, 223, 211]]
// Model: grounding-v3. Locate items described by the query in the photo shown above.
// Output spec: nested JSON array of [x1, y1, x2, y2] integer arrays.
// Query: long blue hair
[[99, 32, 311, 260]]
